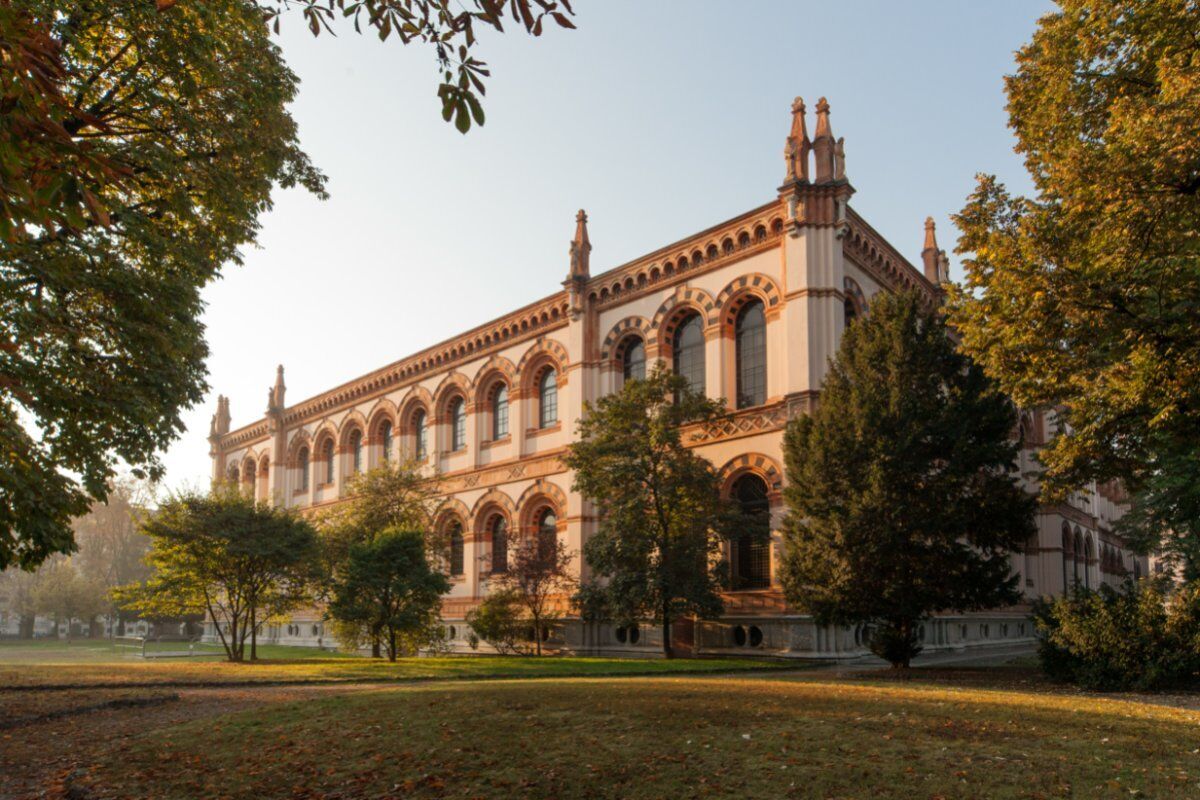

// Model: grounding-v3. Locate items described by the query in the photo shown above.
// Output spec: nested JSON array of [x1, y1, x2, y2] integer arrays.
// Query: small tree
[[564, 364, 737, 659], [321, 461, 443, 655], [116, 486, 320, 662], [466, 589, 526, 654], [328, 528, 449, 661], [32, 559, 107, 640], [779, 291, 1037, 668], [485, 531, 575, 656]]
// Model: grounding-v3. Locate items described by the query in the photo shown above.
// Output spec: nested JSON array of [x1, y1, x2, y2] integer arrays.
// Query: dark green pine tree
[[778, 291, 1037, 668]]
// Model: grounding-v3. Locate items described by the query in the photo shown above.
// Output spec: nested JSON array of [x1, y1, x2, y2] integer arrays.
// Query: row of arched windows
[[441, 506, 559, 577], [617, 299, 768, 409], [273, 367, 560, 491]]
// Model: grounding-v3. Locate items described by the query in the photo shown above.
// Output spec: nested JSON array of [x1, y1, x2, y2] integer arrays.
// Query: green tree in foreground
[[565, 364, 737, 659], [0, 2, 325, 570], [948, 0, 1200, 569], [321, 461, 442, 655], [328, 528, 449, 661], [779, 291, 1037, 668], [116, 486, 319, 662]]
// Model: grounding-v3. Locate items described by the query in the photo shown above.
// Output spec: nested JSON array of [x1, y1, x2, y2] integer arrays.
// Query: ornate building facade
[[206, 97, 1146, 658]]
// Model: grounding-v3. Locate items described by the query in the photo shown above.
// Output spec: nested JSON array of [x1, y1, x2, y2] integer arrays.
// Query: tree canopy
[[0, 2, 324, 570], [328, 527, 449, 661], [947, 0, 1200, 566], [779, 291, 1037, 667], [117, 486, 320, 662], [564, 364, 738, 658]]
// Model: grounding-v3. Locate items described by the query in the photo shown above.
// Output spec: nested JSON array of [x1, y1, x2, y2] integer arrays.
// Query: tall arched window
[[413, 409, 428, 459], [1061, 524, 1072, 592], [492, 384, 509, 439], [349, 429, 363, 473], [844, 297, 858, 326], [1080, 532, 1089, 587], [731, 474, 771, 590], [536, 508, 557, 559], [1084, 535, 1094, 590], [673, 312, 705, 398], [228, 466, 239, 485], [538, 369, 558, 428], [244, 461, 256, 496], [450, 397, 467, 451], [735, 300, 766, 409], [449, 522, 464, 576], [490, 515, 508, 574], [298, 447, 309, 492], [379, 421, 392, 463], [323, 438, 335, 483], [622, 338, 645, 383]]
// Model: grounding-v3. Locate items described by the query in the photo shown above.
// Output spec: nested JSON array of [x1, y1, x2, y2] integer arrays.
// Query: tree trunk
[[250, 607, 258, 661], [534, 615, 542, 656], [662, 603, 674, 660], [19, 615, 33, 639], [388, 628, 397, 662]]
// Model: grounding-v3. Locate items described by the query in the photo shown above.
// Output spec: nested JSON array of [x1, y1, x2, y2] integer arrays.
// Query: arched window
[[844, 297, 858, 326], [413, 409, 428, 459], [349, 429, 363, 474], [322, 438, 335, 483], [228, 466, 239, 485], [735, 300, 766, 409], [1073, 529, 1084, 587], [622, 338, 646, 383], [490, 515, 508, 574], [1061, 524, 1072, 592], [244, 461, 256, 495], [492, 384, 509, 439], [672, 312, 705, 398], [536, 508, 558, 559], [538, 369, 558, 428], [379, 421, 392, 463], [1084, 534, 1094, 590], [731, 474, 771, 590], [450, 397, 467, 451], [298, 447, 309, 492], [448, 522, 464, 576]]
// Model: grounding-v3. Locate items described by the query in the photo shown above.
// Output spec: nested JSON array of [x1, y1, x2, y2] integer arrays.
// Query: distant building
[[206, 97, 1145, 658]]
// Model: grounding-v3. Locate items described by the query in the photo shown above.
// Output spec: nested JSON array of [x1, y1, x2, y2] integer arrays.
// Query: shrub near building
[[1035, 579, 1200, 691]]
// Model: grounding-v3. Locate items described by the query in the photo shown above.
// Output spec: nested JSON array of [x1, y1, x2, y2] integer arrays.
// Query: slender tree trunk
[[388, 627, 397, 662], [534, 612, 542, 656], [662, 602, 674, 660], [250, 607, 257, 661], [372, 626, 382, 659]]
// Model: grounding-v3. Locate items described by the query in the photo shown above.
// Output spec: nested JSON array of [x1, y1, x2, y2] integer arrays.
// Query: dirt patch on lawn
[[0, 683, 377, 800]]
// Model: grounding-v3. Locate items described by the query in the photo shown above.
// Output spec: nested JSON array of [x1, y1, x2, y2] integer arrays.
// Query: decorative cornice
[[843, 209, 937, 298]]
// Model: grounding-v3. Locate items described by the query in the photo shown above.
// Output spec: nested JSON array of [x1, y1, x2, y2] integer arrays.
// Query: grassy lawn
[[76, 673, 1200, 799], [0, 640, 792, 687]]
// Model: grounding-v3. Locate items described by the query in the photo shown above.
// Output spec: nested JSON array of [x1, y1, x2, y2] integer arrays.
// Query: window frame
[[734, 299, 767, 409]]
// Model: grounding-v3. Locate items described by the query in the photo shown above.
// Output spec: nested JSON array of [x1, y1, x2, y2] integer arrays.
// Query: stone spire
[[812, 97, 836, 182], [784, 96, 811, 183], [921, 217, 947, 284], [568, 209, 591, 283], [209, 394, 231, 438], [270, 364, 286, 411]]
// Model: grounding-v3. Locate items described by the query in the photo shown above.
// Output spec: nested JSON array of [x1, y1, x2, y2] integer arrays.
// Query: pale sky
[[158, 0, 1051, 492]]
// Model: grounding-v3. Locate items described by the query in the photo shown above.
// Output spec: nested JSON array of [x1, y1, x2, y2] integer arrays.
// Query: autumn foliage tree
[[0, 2, 324, 570], [779, 292, 1037, 668], [0, 0, 573, 570], [948, 0, 1200, 569]]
